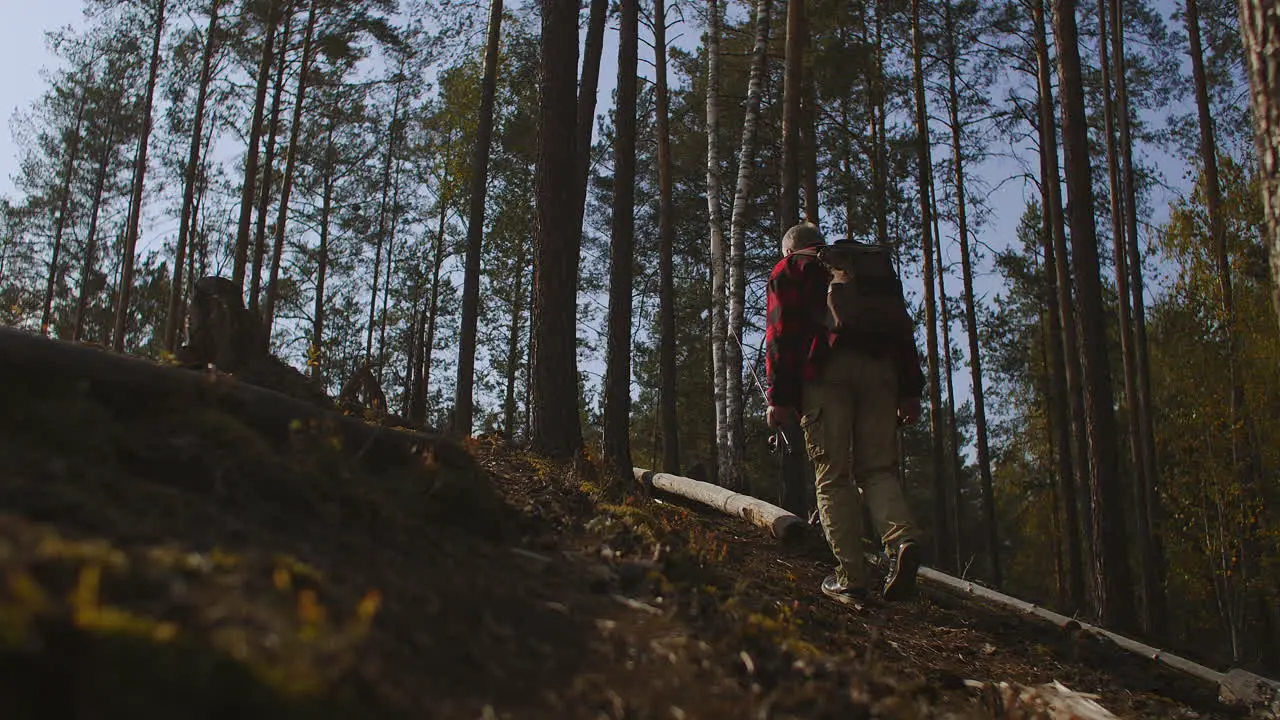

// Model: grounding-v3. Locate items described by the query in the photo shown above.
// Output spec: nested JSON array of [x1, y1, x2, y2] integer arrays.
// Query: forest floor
[[0, 340, 1263, 719]]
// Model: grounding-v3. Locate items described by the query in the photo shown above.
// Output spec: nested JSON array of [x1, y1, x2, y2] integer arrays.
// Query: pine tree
[[528, 0, 584, 460], [1051, 0, 1136, 631]]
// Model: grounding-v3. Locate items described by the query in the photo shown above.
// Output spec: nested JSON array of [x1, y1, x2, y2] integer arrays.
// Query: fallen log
[[887, 556, 1280, 716], [964, 678, 1120, 720], [632, 467, 805, 541], [0, 326, 470, 475]]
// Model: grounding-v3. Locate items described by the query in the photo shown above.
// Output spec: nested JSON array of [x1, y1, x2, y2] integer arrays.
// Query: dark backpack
[[794, 240, 914, 341]]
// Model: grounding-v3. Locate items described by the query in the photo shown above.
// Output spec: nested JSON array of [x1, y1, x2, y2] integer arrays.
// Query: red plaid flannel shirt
[[764, 251, 926, 410]]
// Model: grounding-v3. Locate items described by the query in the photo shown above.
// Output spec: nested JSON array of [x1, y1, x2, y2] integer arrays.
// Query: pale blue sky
[[1, 0, 86, 198]]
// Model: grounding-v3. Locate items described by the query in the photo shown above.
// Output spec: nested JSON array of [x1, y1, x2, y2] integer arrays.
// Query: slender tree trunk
[[403, 297, 422, 416], [574, 0, 609, 236], [366, 82, 403, 363], [1236, 0, 1280, 333], [523, 275, 535, 443], [249, 10, 292, 313], [780, 0, 803, 231], [42, 86, 88, 336], [944, 0, 999, 586], [654, 0, 680, 474], [1038, 302, 1068, 608], [801, 47, 819, 224], [418, 217, 447, 428], [164, 0, 221, 351], [504, 242, 528, 440], [310, 135, 334, 386], [604, 0, 639, 481], [74, 117, 117, 343], [377, 158, 404, 380], [262, 0, 318, 336], [413, 164, 451, 425], [844, 103, 856, 239], [1036, 0, 1088, 614], [932, 203, 964, 573], [528, 0, 583, 460], [1120, 0, 1165, 638], [192, 115, 215, 289], [112, 0, 167, 353], [1097, 0, 1152, 634], [454, 0, 504, 436], [706, 0, 729, 484], [872, 1, 889, 248], [1051, 0, 1136, 632], [1040, 153, 1085, 614], [912, 0, 952, 570], [725, 0, 773, 492], [233, 0, 279, 291]]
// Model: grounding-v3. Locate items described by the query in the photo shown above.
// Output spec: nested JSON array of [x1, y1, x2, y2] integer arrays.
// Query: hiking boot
[[821, 575, 877, 609], [882, 540, 921, 602]]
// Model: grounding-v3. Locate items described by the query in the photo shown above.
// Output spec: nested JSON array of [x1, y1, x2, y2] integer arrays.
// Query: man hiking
[[764, 222, 926, 607]]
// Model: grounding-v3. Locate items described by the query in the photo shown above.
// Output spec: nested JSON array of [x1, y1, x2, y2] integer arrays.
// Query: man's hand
[[897, 397, 922, 426], [767, 405, 799, 428]]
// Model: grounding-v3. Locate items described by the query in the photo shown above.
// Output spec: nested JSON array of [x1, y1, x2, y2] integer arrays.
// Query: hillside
[[0, 329, 1268, 719]]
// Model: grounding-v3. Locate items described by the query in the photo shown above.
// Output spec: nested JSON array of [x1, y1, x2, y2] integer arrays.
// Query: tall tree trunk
[[604, 0, 639, 481], [262, 0, 318, 337], [74, 117, 117, 343], [1236, 0, 1280, 333], [654, 0, 680, 474], [454, 0, 504, 436], [911, 0, 952, 570], [504, 242, 528, 441], [944, 0, 999, 587], [528, 0, 583, 460], [1120, 0, 1165, 638], [724, 0, 773, 492], [1051, 0, 1136, 632], [249, 10, 292, 313], [366, 82, 404, 363], [1035, 0, 1089, 613], [111, 0, 167, 353], [164, 0, 221, 351], [779, 0, 803, 231], [232, 0, 279, 291], [42, 85, 88, 336], [1097, 0, 1151, 634], [706, 0, 729, 484]]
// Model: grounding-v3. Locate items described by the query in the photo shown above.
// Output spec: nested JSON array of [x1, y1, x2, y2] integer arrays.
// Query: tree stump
[[176, 276, 333, 409]]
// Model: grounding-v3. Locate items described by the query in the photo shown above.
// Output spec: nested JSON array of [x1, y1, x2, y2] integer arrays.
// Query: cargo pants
[[800, 347, 916, 589]]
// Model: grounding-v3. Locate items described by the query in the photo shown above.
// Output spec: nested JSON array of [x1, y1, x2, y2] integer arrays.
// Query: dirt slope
[[0, 347, 1252, 719]]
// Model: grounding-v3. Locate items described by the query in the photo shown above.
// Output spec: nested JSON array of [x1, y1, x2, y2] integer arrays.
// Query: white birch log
[[633, 468, 804, 540], [895, 557, 1280, 713]]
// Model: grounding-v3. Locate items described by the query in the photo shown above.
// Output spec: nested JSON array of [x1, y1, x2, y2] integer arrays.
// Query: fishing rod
[[730, 331, 795, 456]]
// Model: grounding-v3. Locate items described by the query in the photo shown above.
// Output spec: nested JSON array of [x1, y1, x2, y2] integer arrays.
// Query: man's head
[[782, 222, 824, 256]]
